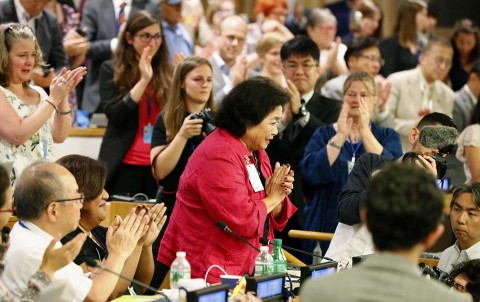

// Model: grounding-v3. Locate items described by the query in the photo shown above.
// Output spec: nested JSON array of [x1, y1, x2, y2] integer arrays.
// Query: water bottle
[[272, 239, 287, 273], [254, 246, 274, 275], [312, 241, 323, 264], [170, 251, 191, 289]]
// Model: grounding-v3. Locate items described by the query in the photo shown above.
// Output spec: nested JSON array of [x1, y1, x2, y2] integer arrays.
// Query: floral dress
[[0, 85, 54, 182]]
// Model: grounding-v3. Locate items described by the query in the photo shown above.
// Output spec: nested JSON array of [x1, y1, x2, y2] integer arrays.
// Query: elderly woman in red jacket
[[156, 77, 296, 284]]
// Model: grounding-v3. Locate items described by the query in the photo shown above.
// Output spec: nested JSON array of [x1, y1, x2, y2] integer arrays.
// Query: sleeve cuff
[[297, 111, 310, 127], [110, 38, 118, 52]]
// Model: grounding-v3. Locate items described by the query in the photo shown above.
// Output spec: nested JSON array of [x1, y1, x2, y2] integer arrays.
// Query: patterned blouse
[[0, 236, 52, 301], [0, 85, 54, 182]]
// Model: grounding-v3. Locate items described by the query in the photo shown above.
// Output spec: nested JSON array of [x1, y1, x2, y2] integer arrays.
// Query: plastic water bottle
[[170, 251, 191, 289], [254, 246, 274, 275], [312, 241, 323, 264], [272, 239, 287, 273]]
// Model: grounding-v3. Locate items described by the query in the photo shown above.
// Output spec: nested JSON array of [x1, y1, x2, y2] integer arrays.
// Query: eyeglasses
[[283, 61, 319, 72], [136, 33, 162, 43], [430, 56, 452, 68], [358, 54, 385, 66], [452, 282, 468, 293], [54, 194, 85, 205]]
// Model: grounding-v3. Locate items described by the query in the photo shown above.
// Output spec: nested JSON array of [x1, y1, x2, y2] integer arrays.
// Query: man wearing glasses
[[266, 36, 341, 252], [2, 162, 149, 302], [386, 36, 455, 152]]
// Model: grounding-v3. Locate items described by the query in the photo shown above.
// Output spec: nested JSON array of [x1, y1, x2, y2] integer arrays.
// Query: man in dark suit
[[80, 0, 159, 113], [266, 36, 341, 254], [0, 0, 69, 89]]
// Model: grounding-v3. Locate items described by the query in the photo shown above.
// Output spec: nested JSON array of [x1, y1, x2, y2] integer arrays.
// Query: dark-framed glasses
[[283, 61, 319, 72], [54, 194, 85, 205], [358, 54, 385, 66], [136, 33, 162, 43]]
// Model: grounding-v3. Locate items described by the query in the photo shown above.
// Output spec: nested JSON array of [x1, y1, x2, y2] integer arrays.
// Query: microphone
[[259, 237, 335, 262], [216, 221, 260, 252], [85, 259, 171, 301], [419, 126, 458, 152]]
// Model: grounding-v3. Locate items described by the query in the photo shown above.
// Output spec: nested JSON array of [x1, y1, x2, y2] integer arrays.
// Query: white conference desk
[[53, 127, 105, 160]]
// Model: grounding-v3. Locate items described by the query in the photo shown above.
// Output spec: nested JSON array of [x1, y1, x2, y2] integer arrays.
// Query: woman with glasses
[[0, 164, 87, 301], [0, 23, 86, 182], [300, 72, 402, 258], [58, 154, 167, 298], [450, 259, 480, 301], [98, 10, 172, 200]]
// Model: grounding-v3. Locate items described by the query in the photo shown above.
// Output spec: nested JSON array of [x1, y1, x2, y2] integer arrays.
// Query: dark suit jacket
[[266, 93, 342, 224], [97, 60, 139, 184], [0, 0, 69, 72], [80, 0, 159, 113]]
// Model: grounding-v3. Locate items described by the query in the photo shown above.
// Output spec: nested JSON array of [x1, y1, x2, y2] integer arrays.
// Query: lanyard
[[346, 136, 363, 163], [91, 228, 109, 254], [19, 220, 29, 230]]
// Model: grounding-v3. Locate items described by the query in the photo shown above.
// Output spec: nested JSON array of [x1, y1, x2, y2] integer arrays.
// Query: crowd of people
[[0, 0, 480, 301]]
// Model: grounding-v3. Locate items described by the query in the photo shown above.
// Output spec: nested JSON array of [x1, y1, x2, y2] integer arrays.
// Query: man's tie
[[117, 2, 126, 28], [289, 99, 306, 142], [220, 64, 230, 77]]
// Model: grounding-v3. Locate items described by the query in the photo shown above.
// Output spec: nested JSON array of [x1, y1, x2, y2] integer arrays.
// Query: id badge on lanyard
[[245, 155, 264, 192], [143, 123, 153, 143], [347, 155, 355, 175]]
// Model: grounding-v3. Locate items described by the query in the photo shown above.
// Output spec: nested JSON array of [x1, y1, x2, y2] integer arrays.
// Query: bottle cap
[[176, 251, 186, 257], [260, 246, 269, 252], [273, 239, 282, 246]]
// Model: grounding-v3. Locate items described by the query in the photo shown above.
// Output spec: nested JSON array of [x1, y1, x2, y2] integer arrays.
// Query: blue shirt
[[162, 21, 193, 62]]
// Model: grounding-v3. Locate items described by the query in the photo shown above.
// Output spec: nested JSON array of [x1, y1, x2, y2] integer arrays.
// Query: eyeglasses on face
[[136, 33, 163, 43], [452, 282, 468, 293], [283, 61, 319, 72], [53, 194, 85, 205], [357, 54, 385, 66], [430, 56, 452, 68]]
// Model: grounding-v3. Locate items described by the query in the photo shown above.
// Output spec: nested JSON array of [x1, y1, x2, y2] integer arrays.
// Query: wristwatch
[[328, 137, 343, 150], [293, 104, 307, 119]]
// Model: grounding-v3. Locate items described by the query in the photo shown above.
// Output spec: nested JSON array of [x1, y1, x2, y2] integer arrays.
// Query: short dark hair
[[450, 183, 480, 210], [56, 155, 107, 200], [0, 165, 9, 209], [421, 36, 453, 54], [365, 164, 444, 251], [14, 162, 65, 221], [344, 36, 380, 68], [280, 35, 320, 62], [450, 259, 480, 301], [416, 112, 457, 130], [214, 76, 289, 137]]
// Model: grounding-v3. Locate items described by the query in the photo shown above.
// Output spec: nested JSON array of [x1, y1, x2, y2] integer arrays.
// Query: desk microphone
[[259, 237, 335, 262], [216, 221, 260, 252], [85, 259, 171, 301]]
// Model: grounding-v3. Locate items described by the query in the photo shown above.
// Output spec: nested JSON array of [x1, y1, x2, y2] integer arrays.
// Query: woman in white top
[[457, 101, 480, 184], [0, 23, 86, 181]]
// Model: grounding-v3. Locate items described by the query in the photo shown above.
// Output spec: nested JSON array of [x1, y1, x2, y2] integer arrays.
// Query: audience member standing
[[300, 72, 401, 258], [209, 15, 255, 106], [0, 0, 70, 89], [449, 19, 480, 92], [266, 36, 341, 251], [456, 100, 480, 185], [0, 23, 86, 181], [256, 32, 287, 86], [80, 0, 158, 114], [387, 37, 455, 151], [160, 0, 193, 62], [453, 60, 480, 132], [348, 0, 382, 41], [301, 164, 470, 302], [380, 0, 427, 77], [98, 10, 172, 199], [306, 8, 348, 88]]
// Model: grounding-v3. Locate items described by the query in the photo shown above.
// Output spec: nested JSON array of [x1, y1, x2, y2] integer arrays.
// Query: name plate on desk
[[245, 273, 285, 301], [186, 284, 229, 302]]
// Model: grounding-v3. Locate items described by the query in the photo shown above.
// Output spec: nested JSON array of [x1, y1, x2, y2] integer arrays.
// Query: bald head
[[218, 15, 247, 66], [15, 162, 73, 221]]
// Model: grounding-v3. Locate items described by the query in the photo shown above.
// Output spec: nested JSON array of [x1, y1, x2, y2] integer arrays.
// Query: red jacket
[[158, 128, 296, 283]]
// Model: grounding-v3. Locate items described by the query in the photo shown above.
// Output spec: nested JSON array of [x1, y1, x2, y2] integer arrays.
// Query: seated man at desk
[[300, 164, 470, 302], [438, 183, 480, 272], [2, 162, 149, 302]]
